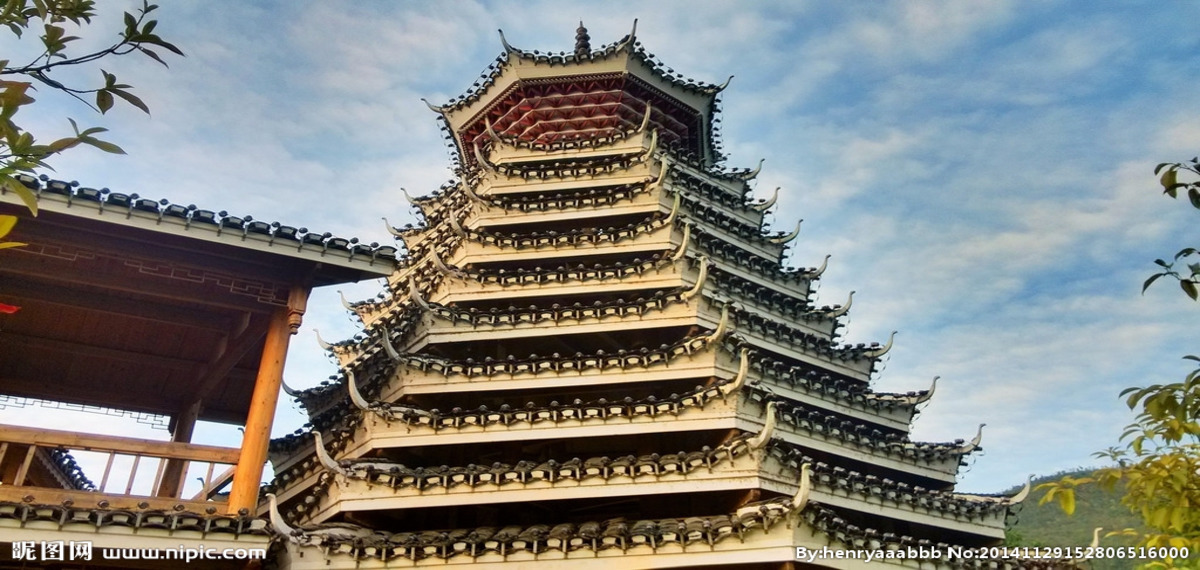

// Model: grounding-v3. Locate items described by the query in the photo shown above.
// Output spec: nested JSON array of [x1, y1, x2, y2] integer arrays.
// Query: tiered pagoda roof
[[263, 25, 1057, 569]]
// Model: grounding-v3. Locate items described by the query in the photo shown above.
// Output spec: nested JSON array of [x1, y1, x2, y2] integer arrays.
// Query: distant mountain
[[1004, 469, 1146, 570]]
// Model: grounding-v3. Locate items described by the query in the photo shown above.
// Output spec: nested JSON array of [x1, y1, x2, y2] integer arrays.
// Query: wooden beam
[[0, 250, 283, 315], [156, 307, 259, 497], [0, 276, 233, 331], [0, 443, 17, 485], [0, 423, 241, 464], [0, 485, 222, 512], [2, 207, 313, 285], [227, 306, 293, 514], [13, 444, 36, 486], [191, 465, 236, 501], [194, 313, 267, 401], [156, 400, 203, 498], [2, 332, 204, 371], [0, 373, 255, 424]]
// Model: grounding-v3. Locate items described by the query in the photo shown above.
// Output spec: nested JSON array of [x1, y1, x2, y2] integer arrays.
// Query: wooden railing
[[0, 423, 238, 510]]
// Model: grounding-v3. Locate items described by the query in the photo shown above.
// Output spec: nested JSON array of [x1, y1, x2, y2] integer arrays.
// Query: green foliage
[[0, 1, 180, 310], [1010, 469, 1144, 570], [1146, 159, 1200, 300], [1038, 164, 1200, 569], [0, 0, 182, 217]]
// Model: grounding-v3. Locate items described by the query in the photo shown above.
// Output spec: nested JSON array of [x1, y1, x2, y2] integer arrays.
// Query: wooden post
[[226, 307, 292, 514], [156, 399, 201, 498]]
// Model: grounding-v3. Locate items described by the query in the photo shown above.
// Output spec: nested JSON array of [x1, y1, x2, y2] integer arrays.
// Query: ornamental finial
[[575, 21, 590, 58]]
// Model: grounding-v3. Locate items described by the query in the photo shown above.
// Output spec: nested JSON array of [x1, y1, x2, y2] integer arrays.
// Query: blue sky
[[5, 1, 1198, 495]]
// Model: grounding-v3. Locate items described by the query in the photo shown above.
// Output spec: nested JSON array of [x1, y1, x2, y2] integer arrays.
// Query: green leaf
[[47, 136, 79, 152], [1143, 272, 1165, 293], [1057, 488, 1076, 515], [138, 46, 167, 67], [1161, 168, 1178, 197], [1036, 486, 1055, 506], [0, 214, 17, 238], [95, 89, 112, 113], [1182, 280, 1198, 300], [79, 135, 125, 155], [110, 88, 149, 114], [3, 176, 37, 215], [142, 34, 183, 56]]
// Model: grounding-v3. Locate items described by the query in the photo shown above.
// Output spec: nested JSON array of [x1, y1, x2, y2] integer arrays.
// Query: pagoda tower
[[265, 24, 1043, 569]]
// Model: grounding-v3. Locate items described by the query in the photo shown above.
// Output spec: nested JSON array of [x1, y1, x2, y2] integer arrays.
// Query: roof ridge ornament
[[431, 252, 462, 278], [472, 142, 496, 175], [313, 432, 350, 477], [827, 290, 855, 319], [400, 188, 419, 206], [616, 19, 638, 52], [715, 75, 734, 93], [281, 379, 301, 398], [663, 192, 681, 225], [638, 101, 653, 133], [682, 256, 710, 300], [865, 330, 897, 358], [314, 328, 333, 351], [650, 154, 671, 191], [462, 181, 490, 206], [706, 303, 731, 342], [379, 326, 402, 361], [1007, 475, 1033, 505], [740, 158, 765, 181], [382, 217, 405, 238], [724, 348, 751, 398], [790, 463, 812, 513], [338, 290, 356, 313], [670, 223, 692, 263], [420, 98, 447, 116], [915, 376, 938, 405], [748, 400, 778, 450], [265, 493, 299, 541], [346, 369, 372, 411], [483, 116, 501, 142], [751, 187, 780, 212], [957, 423, 986, 454], [497, 29, 518, 54], [768, 219, 802, 244], [448, 211, 468, 238], [1062, 528, 1105, 567], [811, 254, 831, 277], [408, 276, 433, 311], [574, 21, 590, 58], [642, 128, 659, 161]]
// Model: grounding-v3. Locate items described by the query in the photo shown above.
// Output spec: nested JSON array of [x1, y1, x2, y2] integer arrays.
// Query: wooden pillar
[[156, 400, 200, 498], [226, 307, 292, 514], [0, 443, 25, 485]]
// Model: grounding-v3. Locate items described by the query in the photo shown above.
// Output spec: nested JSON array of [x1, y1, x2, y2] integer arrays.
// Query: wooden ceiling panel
[[0, 209, 287, 425]]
